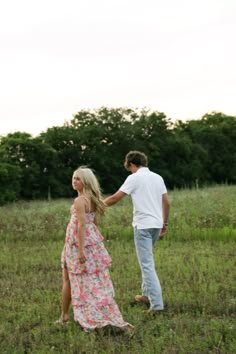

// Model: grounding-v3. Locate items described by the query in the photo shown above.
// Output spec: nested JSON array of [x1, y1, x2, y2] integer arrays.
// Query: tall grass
[[0, 185, 235, 353]]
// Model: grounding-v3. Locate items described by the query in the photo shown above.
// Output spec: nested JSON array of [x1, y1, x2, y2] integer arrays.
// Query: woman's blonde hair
[[73, 166, 105, 215]]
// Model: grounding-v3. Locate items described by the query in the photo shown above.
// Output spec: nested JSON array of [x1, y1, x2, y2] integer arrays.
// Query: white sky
[[0, 0, 236, 136]]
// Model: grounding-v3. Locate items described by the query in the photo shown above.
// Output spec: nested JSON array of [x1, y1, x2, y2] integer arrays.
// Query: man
[[104, 150, 170, 313]]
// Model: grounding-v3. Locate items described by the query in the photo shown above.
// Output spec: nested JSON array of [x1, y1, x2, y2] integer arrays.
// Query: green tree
[[67, 107, 136, 191], [40, 125, 84, 197], [180, 112, 236, 184], [0, 162, 22, 204], [131, 109, 173, 182], [1, 109, 235, 204], [0, 132, 58, 199]]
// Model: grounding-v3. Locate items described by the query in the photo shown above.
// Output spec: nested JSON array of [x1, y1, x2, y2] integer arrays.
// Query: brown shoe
[[143, 309, 163, 315], [134, 295, 150, 304]]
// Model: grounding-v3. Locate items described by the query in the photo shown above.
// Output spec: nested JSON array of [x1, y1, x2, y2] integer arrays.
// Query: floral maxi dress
[[61, 205, 133, 331]]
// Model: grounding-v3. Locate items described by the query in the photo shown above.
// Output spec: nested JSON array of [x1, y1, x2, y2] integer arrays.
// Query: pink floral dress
[[61, 204, 133, 331]]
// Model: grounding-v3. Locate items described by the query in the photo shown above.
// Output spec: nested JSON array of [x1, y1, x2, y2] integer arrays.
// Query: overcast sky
[[0, 0, 235, 136]]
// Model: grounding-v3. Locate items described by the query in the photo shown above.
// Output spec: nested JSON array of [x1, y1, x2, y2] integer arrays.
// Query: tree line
[[0, 107, 235, 204]]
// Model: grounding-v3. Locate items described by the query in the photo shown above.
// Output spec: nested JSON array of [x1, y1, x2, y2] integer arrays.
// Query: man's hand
[[159, 225, 168, 238], [103, 191, 126, 206]]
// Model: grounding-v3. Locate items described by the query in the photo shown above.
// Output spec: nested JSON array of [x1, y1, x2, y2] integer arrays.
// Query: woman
[[58, 166, 133, 332]]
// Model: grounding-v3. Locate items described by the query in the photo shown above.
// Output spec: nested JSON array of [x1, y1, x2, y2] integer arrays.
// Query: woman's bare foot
[[61, 314, 69, 322], [55, 314, 70, 325]]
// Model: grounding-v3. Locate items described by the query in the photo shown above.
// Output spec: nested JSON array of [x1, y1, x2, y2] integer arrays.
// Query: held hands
[[78, 251, 86, 264]]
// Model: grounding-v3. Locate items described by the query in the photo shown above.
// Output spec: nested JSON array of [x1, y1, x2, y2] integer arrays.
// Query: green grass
[[0, 185, 235, 353]]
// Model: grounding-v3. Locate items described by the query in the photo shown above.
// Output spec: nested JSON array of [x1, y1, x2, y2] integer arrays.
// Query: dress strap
[[80, 195, 91, 212]]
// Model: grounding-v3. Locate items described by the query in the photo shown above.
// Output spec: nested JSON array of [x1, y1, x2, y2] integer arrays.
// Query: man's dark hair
[[124, 151, 148, 170]]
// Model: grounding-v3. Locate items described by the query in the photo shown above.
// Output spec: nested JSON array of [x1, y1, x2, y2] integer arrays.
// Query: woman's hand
[[78, 251, 86, 264]]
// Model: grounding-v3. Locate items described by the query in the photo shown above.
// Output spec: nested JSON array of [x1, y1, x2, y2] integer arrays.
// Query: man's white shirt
[[119, 167, 167, 229]]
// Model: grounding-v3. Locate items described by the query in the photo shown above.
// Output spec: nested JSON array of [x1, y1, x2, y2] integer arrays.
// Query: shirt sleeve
[[161, 177, 167, 194], [119, 175, 136, 195]]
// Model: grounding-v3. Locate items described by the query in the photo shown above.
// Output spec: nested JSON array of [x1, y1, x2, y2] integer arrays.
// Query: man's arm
[[103, 191, 127, 206], [160, 193, 170, 237], [162, 193, 170, 224]]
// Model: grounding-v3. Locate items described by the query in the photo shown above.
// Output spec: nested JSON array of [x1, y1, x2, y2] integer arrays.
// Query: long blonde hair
[[73, 166, 105, 215]]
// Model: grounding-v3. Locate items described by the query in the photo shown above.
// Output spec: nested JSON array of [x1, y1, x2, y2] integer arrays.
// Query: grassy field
[[0, 185, 235, 354]]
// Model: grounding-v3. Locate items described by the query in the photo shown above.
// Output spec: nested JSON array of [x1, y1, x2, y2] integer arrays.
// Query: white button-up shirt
[[119, 167, 167, 229]]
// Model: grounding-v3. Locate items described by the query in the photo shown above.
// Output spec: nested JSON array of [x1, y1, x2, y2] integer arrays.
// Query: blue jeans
[[134, 227, 164, 310]]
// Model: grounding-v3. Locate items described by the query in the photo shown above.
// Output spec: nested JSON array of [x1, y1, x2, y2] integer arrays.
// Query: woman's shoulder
[[75, 194, 89, 201], [74, 195, 95, 213], [74, 195, 87, 208]]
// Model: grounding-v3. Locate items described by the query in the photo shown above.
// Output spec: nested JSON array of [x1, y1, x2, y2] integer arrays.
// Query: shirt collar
[[136, 167, 149, 173]]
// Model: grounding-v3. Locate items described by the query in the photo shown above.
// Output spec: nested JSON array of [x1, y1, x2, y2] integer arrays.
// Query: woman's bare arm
[[74, 197, 87, 263]]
